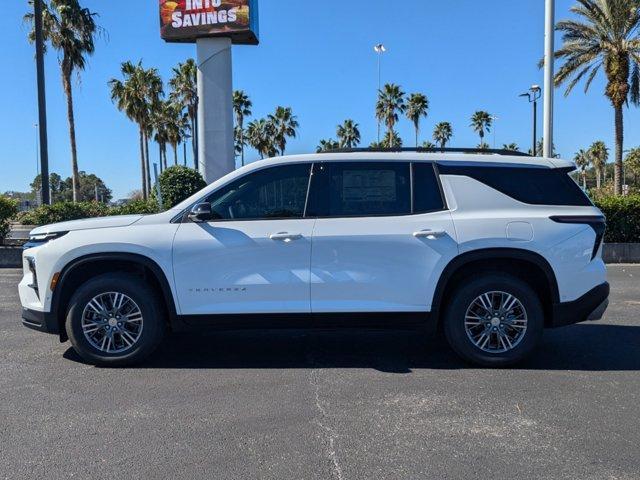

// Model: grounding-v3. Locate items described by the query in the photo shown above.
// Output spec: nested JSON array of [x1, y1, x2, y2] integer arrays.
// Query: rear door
[[308, 161, 458, 313]]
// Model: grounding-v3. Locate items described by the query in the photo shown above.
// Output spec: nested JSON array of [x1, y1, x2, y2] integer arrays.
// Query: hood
[[30, 215, 144, 235]]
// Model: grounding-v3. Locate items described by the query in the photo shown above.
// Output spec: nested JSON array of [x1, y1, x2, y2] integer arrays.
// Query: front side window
[[205, 164, 311, 220], [308, 162, 411, 217]]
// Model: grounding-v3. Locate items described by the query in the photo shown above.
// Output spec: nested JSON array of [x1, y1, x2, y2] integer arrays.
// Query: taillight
[[549, 215, 606, 260]]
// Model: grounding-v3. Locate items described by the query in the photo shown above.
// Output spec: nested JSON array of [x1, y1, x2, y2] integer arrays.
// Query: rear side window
[[437, 163, 592, 206], [308, 162, 411, 217], [413, 163, 445, 213]]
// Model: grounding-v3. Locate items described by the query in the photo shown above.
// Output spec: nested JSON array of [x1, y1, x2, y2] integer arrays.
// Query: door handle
[[270, 232, 303, 241], [413, 229, 446, 239]]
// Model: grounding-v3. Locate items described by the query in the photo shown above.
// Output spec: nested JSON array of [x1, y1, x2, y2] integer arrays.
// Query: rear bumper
[[550, 282, 609, 328], [21, 308, 59, 335]]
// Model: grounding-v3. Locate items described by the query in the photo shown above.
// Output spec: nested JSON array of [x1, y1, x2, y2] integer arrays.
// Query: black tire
[[65, 273, 166, 367], [443, 273, 544, 367]]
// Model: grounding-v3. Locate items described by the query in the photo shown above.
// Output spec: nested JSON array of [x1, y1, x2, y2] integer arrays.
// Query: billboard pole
[[543, 0, 555, 158], [34, 0, 50, 205], [196, 37, 235, 183]]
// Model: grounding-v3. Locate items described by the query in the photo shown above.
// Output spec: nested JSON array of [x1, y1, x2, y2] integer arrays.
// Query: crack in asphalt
[[307, 348, 344, 480]]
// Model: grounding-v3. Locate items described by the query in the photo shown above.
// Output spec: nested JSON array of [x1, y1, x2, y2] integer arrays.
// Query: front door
[[172, 163, 315, 315], [308, 161, 458, 313]]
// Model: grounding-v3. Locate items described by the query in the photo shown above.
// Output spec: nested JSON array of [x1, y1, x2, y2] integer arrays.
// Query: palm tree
[[433, 122, 453, 149], [421, 141, 436, 149], [169, 59, 198, 170], [316, 139, 339, 153], [503, 143, 520, 152], [336, 119, 361, 148], [25, 0, 100, 202], [574, 149, 591, 189], [268, 106, 298, 156], [381, 130, 403, 148], [151, 100, 170, 171], [477, 142, 490, 150], [165, 103, 188, 165], [405, 93, 429, 147], [109, 61, 163, 199], [553, 0, 640, 195], [233, 90, 252, 166], [625, 147, 640, 183], [470, 111, 492, 145], [376, 83, 406, 147], [589, 140, 609, 189], [246, 119, 276, 159]]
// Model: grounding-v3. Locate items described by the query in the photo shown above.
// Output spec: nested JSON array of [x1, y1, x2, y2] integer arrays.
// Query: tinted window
[[205, 164, 311, 220], [413, 163, 445, 212], [308, 162, 411, 217], [437, 163, 592, 207]]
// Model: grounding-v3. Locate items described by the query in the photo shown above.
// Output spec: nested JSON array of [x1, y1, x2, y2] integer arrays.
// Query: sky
[[1, 0, 639, 199]]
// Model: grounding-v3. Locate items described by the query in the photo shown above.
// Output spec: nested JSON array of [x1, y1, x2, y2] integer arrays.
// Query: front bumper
[[550, 282, 610, 328], [21, 307, 59, 335]]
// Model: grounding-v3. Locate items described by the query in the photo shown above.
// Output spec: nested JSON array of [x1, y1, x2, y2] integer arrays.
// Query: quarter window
[[205, 164, 311, 220], [413, 163, 445, 213]]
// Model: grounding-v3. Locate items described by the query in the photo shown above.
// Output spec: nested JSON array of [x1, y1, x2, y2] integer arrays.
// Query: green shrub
[[594, 195, 640, 243], [152, 166, 206, 209], [0, 196, 19, 240], [19, 201, 109, 226], [108, 199, 159, 216]]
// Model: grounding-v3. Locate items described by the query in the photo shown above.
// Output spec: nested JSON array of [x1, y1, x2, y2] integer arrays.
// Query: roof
[[250, 152, 575, 170]]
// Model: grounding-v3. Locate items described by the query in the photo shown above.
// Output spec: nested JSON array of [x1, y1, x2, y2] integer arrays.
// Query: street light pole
[[490, 115, 499, 148], [34, 0, 50, 205], [520, 85, 541, 156], [543, 0, 555, 158], [374, 43, 386, 143]]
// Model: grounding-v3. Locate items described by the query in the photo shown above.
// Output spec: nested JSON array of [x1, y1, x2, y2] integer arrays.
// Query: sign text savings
[[171, 0, 239, 28]]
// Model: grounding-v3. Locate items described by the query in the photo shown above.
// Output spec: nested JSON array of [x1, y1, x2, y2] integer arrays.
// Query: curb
[[0, 247, 22, 268], [602, 243, 640, 264]]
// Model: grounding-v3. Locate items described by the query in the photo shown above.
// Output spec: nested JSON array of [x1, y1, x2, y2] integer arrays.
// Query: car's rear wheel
[[65, 273, 165, 367], [443, 273, 544, 367]]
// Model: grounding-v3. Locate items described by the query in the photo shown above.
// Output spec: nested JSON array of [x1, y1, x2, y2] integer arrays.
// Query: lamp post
[[490, 115, 499, 148], [520, 85, 541, 156], [374, 43, 386, 143], [543, 0, 555, 159], [34, 0, 50, 205]]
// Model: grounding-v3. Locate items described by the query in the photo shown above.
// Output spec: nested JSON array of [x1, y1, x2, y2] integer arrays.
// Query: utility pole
[[34, 0, 50, 205], [543, 0, 555, 158]]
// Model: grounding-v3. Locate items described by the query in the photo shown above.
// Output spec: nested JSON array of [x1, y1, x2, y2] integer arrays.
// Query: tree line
[[24, 0, 640, 202]]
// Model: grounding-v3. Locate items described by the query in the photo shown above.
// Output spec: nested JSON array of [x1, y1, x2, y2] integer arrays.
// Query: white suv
[[19, 150, 609, 367]]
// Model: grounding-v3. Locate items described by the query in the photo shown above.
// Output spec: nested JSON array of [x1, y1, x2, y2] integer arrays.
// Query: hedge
[[0, 196, 19, 240], [18, 200, 159, 226], [152, 166, 206, 209], [593, 195, 640, 243], [11, 194, 640, 244]]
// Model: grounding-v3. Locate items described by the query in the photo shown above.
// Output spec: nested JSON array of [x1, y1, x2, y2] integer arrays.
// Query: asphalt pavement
[[1, 266, 639, 480]]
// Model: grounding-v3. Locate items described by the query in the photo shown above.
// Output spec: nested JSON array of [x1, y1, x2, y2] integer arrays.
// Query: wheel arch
[[431, 248, 559, 328], [51, 252, 178, 341]]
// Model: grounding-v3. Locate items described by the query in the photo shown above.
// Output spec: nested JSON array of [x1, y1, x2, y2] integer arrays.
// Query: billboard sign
[[160, 0, 258, 45]]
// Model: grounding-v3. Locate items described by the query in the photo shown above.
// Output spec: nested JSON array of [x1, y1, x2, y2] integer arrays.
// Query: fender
[[430, 247, 560, 318], [51, 252, 178, 323]]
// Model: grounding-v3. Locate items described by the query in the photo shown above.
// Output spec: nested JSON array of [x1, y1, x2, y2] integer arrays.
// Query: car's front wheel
[[443, 273, 544, 367], [65, 273, 166, 366]]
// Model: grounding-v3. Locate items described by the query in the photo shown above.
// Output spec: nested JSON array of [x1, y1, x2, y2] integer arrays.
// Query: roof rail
[[319, 147, 532, 157]]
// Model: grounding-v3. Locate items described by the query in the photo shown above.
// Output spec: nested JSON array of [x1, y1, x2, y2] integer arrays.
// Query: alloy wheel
[[464, 291, 528, 353], [81, 292, 144, 354]]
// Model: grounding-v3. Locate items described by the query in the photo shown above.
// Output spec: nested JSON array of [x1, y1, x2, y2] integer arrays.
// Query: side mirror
[[188, 203, 214, 222]]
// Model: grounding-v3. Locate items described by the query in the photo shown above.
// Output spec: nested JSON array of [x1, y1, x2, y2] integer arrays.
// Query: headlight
[[24, 231, 68, 250]]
